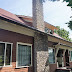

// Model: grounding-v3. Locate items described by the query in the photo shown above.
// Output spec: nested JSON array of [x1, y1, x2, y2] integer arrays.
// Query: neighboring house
[[0, 8, 72, 72]]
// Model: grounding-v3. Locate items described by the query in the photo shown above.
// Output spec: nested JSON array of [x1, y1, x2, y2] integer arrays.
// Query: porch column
[[63, 49, 66, 67], [34, 32, 49, 72]]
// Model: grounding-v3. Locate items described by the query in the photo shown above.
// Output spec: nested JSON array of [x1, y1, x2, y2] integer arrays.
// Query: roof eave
[[0, 16, 72, 44]]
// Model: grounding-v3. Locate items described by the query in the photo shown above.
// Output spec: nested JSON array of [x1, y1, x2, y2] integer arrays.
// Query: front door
[[57, 49, 64, 67]]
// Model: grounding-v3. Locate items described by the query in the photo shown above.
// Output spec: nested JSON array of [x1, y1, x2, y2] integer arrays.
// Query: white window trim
[[0, 41, 13, 68], [16, 42, 32, 68], [48, 47, 56, 64], [69, 50, 72, 62]]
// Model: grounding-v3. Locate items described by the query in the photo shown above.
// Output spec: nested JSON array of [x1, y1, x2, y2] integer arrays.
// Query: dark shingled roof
[[0, 8, 24, 24]]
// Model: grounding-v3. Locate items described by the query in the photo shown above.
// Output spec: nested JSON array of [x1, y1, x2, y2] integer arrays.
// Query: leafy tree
[[66, 20, 72, 30], [55, 26, 72, 42], [63, 0, 72, 30], [63, 0, 72, 7], [43, 0, 72, 7], [65, 15, 72, 30]]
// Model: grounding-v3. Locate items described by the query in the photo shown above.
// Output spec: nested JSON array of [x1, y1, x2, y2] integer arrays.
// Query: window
[[45, 27, 53, 34], [45, 27, 49, 33], [16, 42, 32, 68], [70, 51, 72, 61], [50, 30, 53, 34], [48, 48, 55, 64], [0, 42, 12, 67]]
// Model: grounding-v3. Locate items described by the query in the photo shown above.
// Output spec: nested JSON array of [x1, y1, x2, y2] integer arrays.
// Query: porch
[[53, 43, 72, 72]]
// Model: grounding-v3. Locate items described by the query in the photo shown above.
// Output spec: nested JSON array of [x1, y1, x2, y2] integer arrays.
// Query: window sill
[[69, 61, 72, 62], [0, 65, 12, 68], [50, 63, 56, 65], [16, 65, 32, 69]]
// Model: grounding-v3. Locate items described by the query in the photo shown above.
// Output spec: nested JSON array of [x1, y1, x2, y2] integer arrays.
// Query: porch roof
[[54, 43, 72, 50]]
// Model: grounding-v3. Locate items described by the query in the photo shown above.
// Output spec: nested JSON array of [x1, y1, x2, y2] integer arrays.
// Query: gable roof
[[17, 15, 58, 31], [0, 8, 68, 41], [17, 15, 33, 27], [0, 8, 58, 30], [0, 8, 24, 24]]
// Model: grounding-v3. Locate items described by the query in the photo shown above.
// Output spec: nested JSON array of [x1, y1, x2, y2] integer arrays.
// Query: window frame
[[69, 50, 72, 62], [16, 42, 32, 68], [0, 41, 13, 68], [48, 47, 56, 64], [45, 27, 49, 33]]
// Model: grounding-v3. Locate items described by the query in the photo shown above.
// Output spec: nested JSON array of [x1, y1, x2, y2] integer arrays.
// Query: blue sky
[[0, 0, 72, 38]]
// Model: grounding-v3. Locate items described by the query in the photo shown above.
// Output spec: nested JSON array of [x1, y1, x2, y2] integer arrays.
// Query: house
[[0, 8, 72, 72]]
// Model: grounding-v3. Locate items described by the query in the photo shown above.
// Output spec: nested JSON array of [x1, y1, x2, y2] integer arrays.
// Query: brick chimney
[[32, 0, 45, 32]]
